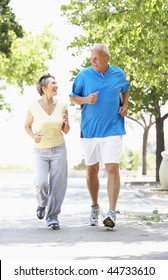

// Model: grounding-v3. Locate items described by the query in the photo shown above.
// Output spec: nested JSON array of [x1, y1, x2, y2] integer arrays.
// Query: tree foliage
[[62, 0, 168, 113], [0, 0, 24, 56], [0, 26, 57, 90], [0, 0, 58, 111], [61, 0, 168, 180], [0, 26, 57, 111]]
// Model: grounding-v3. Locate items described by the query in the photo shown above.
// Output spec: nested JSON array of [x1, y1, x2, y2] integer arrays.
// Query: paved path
[[0, 171, 168, 260]]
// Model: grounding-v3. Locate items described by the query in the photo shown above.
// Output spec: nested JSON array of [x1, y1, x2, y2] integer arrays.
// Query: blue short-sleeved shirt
[[70, 65, 130, 138]]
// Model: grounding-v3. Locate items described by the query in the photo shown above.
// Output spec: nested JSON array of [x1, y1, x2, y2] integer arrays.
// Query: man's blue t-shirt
[[70, 65, 130, 138]]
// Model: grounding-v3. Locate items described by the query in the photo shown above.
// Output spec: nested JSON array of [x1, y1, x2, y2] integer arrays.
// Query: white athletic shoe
[[90, 206, 100, 226], [103, 209, 116, 229]]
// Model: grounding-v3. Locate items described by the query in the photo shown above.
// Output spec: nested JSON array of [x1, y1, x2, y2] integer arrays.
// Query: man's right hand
[[87, 91, 99, 104]]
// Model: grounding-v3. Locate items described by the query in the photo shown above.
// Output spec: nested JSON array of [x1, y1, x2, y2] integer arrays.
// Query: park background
[[0, 0, 168, 266], [0, 0, 167, 177]]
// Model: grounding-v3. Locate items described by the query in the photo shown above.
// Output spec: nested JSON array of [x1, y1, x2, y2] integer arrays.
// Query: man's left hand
[[119, 106, 128, 117]]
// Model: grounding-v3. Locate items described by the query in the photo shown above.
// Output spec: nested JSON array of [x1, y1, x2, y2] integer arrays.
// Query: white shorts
[[81, 136, 123, 166]]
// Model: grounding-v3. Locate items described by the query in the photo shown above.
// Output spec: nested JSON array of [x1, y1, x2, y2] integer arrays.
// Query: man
[[70, 44, 130, 229]]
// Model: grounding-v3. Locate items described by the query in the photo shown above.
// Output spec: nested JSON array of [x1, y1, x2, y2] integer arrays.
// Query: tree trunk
[[128, 114, 155, 177], [142, 127, 149, 175], [155, 109, 165, 181]]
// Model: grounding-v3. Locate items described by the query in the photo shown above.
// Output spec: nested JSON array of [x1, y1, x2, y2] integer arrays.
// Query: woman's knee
[[36, 181, 48, 192]]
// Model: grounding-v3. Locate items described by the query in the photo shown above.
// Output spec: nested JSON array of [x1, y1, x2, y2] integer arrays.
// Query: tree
[[128, 112, 155, 175], [1, 26, 57, 90], [0, 0, 58, 112], [0, 0, 24, 56], [61, 0, 168, 180], [0, 26, 57, 111]]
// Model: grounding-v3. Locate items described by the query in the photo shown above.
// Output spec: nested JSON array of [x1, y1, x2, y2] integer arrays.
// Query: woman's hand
[[62, 111, 70, 134], [34, 134, 44, 143], [62, 112, 69, 125]]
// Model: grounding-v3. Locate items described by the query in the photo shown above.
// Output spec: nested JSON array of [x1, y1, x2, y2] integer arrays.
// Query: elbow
[[70, 96, 75, 105], [63, 128, 70, 134]]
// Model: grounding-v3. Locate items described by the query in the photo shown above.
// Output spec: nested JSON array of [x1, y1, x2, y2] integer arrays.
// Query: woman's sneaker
[[90, 206, 100, 226], [103, 209, 116, 229], [49, 223, 60, 230], [36, 206, 46, 220]]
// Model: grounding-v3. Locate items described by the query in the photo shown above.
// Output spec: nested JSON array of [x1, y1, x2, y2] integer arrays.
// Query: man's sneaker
[[90, 206, 100, 226], [103, 209, 116, 229], [36, 206, 45, 220]]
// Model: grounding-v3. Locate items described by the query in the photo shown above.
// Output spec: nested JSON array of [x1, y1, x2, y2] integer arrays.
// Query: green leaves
[[0, 26, 58, 93], [0, 0, 24, 56], [0, 1, 58, 111], [0, 25, 58, 110], [61, 0, 168, 180], [139, 212, 163, 225], [61, 0, 168, 114], [128, 209, 165, 225]]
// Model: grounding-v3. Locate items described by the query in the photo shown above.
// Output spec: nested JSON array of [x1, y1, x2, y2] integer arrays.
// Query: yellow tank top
[[29, 100, 67, 148]]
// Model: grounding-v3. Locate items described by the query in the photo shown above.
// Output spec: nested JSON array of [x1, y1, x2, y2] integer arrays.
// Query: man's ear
[[107, 55, 110, 62]]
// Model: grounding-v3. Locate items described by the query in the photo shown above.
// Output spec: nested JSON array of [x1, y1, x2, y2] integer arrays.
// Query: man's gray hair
[[92, 44, 110, 56]]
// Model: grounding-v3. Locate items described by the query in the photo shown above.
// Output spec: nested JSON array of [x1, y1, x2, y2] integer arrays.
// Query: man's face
[[90, 48, 110, 74]]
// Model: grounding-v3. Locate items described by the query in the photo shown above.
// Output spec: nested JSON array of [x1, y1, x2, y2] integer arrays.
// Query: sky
[[1, 0, 167, 169]]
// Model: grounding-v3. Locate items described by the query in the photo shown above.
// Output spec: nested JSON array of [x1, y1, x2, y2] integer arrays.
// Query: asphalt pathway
[[0, 171, 168, 260]]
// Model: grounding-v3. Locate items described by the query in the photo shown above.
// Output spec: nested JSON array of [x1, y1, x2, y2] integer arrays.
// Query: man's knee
[[86, 163, 99, 178], [105, 163, 119, 175]]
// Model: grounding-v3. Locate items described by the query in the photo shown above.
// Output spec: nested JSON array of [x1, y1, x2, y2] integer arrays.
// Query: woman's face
[[44, 77, 58, 97]]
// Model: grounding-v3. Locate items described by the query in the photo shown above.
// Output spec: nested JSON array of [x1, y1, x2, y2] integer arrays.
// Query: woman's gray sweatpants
[[33, 143, 67, 226]]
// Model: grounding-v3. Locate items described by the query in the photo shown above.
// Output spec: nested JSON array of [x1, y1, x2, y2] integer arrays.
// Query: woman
[[24, 72, 70, 230]]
